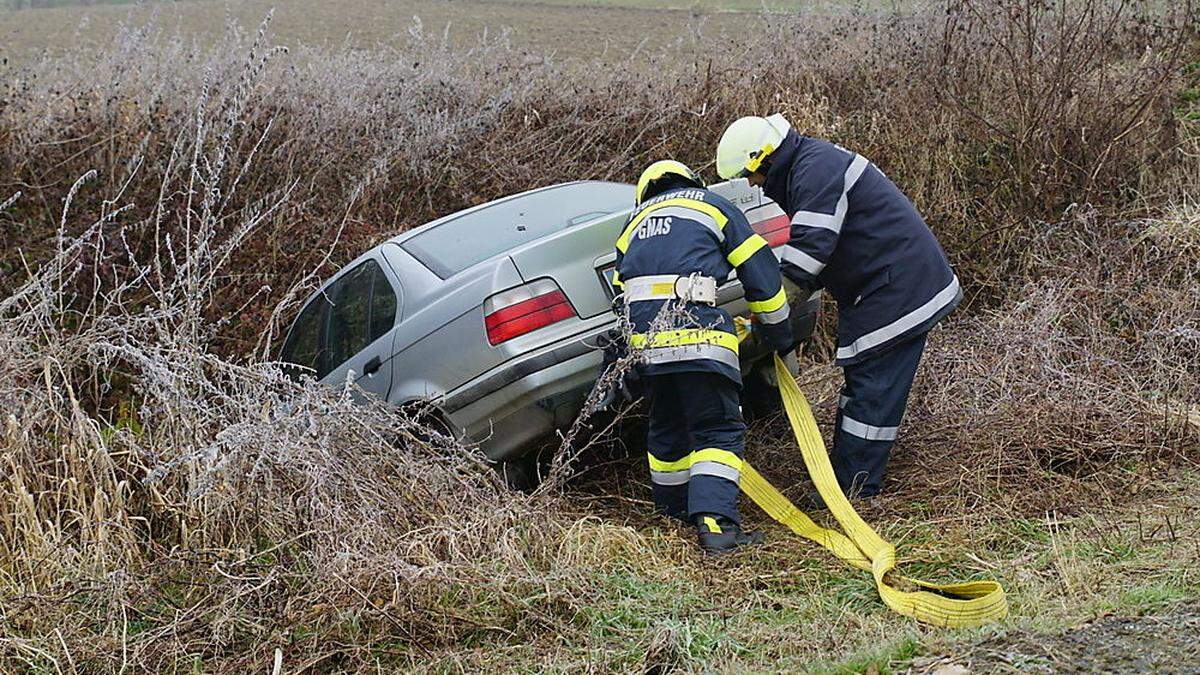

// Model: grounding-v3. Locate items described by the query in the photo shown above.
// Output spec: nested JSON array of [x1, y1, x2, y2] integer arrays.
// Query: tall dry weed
[[2, 1, 1195, 348], [0, 20, 666, 670], [0, 2, 1197, 670]]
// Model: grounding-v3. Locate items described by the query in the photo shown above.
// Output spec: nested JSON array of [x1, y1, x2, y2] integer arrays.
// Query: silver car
[[280, 178, 819, 471]]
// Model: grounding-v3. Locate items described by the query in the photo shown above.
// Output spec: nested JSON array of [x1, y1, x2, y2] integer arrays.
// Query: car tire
[[495, 454, 541, 492], [493, 441, 557, 492], [402, 403, 457, 447]]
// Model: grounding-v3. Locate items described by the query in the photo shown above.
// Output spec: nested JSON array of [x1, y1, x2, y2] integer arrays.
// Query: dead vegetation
[[0, 0, 1198, 671]]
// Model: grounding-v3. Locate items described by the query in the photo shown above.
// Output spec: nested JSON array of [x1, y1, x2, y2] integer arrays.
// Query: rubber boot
[[695, 514, 764, 554]]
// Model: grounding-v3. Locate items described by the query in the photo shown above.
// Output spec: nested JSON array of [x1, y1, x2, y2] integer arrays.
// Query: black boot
[[695, 514, 764, 554], [658, 507, 691, 526]]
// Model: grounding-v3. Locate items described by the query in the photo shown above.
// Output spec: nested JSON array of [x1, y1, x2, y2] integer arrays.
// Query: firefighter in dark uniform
[[716, 114, 961, 499], [611, 160, 794, 553]]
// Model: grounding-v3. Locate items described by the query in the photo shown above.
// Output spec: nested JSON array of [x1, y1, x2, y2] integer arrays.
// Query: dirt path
[[916, 607, 1200, 674]]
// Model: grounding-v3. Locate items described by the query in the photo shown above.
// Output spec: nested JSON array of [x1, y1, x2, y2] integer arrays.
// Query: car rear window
[[401, 182, 633, 278]]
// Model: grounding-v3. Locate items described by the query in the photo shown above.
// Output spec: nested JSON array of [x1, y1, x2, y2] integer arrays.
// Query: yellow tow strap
[[737, 354, 1008, 628]]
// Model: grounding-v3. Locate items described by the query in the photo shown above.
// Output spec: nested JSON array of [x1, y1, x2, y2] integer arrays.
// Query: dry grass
[[0, 1, 1198, 671]]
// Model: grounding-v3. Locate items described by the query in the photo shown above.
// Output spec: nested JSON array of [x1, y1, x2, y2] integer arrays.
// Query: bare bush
[[0, 2, 1197, 670], [0, 23, 662, 670], [898, 206, 1200, 515], [1, 1, 1195, 349]]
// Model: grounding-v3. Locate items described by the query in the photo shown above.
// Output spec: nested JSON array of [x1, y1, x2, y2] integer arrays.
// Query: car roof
[[387, 180, 631, 247]]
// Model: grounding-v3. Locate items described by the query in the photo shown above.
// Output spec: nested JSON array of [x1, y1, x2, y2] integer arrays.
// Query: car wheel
[[493, 442, 555, 492], [495, 456, 539, 492], [401, 403, 457, 447]]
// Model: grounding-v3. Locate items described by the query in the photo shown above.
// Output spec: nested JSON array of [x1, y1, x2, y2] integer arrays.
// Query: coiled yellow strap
[[736, 355, 1008, 628]]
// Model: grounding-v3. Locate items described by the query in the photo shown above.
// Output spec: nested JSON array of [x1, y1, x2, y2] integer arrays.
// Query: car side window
[[280, 294, 331, 380], [325, 259, 400, 374], [327, 262, 375, 371], [369, 263, 397, 341]]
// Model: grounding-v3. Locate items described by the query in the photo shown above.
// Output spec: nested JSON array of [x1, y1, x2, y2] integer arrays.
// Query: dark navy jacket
[[614, 187, 791, 384], [765, 130, 960, 365]]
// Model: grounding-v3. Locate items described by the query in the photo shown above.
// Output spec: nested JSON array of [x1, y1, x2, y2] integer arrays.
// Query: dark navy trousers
[[832, 333, 928, 497], [643, 371, 745, 524]]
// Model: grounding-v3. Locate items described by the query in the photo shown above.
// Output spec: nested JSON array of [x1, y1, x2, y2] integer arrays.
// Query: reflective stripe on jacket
[[764, 130, 960, 365], [614, 187, 790, 383]]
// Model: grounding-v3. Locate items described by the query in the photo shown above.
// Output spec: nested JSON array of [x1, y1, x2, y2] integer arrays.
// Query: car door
[[319, 256, 402, 401]]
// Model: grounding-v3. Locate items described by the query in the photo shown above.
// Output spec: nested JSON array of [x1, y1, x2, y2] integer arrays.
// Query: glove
[[595, 378, 625, 411], [599, 327, 628, 368], [755, 317, 796, 356], [595, 369, 642, 410]]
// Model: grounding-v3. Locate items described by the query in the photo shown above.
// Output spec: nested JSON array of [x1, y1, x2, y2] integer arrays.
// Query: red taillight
[[484, 279, 577, 345], [753, 213, 791, 247]]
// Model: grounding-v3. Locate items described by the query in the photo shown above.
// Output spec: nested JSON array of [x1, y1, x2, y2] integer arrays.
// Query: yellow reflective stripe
[[647, 453, 691, 473], [702, 516, 722, 534], [747, 287, 787, 315], [691, 448, 743, 471], [616, 198, 729, 253], [629, 329, 739, 353], [648, 449, 741, 473], [611, 269, 623, 288], [726, 234, 769, 267]]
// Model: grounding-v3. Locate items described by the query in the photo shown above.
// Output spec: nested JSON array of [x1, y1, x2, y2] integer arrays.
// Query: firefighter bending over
[[716, 114, 961, 501]]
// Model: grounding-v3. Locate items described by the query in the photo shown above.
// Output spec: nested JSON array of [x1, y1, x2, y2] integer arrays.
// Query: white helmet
[[715, 113, 792, 180]]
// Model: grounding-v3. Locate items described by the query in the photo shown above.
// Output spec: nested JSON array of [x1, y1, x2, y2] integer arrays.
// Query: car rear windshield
[[401, 182, 633, 278]]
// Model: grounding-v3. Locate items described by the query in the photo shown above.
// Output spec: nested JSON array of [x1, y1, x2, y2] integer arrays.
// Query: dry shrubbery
[[902, 208, 1200, 514], [0, 48, 666, 668], [1, 1, 1195, 347], [0, 0, 1198, 670], [753, 201, 1200, 519]]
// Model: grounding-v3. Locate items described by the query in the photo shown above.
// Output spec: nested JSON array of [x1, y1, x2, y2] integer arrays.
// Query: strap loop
[[736, 355, 1009, 628]]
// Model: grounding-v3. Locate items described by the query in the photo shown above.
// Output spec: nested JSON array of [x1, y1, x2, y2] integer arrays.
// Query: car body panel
[[382, 251, 526, 405], [282, 178, 819, 462], [447, 327, 609, 449], [326, 252, 403, 403]]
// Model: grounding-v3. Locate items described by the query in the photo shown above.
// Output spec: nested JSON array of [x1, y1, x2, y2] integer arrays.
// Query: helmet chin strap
[[744, 143, 776, 174], [716, 114, 792, 180]]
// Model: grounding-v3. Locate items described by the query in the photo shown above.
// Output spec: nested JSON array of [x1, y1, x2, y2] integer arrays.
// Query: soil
[[916, 607, 1200, 674]]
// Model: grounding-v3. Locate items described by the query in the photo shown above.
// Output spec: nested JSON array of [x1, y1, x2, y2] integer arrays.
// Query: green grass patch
[[1112, 582, 1195, 613], [815, 635, 922, 674]]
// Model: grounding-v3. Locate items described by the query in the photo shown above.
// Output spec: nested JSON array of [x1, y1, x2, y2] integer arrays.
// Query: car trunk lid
[[508, 210, 630, 319]]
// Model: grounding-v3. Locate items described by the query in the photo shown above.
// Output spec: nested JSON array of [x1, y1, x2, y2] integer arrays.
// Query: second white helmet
[[715, 113, 792, 180]]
